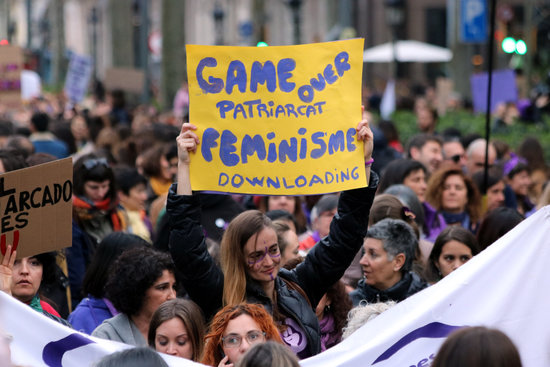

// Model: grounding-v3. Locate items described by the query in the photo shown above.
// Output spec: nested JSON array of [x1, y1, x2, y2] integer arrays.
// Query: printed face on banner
[[186, 39, 365, 195]]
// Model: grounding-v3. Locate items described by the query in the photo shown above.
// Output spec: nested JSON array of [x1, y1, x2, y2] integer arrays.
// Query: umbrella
[[363, 40, 453, 63]]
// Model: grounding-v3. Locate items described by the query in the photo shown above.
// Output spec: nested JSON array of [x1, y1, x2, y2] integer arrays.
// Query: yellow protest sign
[[187, 39, 365, 195]]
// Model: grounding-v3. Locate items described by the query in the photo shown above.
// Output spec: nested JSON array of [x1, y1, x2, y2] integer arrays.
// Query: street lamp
[[285, 0, 302, 45], [213, 1, 225, 45], [384, 0, 405, 80]]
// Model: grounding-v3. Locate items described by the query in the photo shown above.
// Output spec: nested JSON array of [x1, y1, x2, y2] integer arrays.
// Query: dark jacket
[[167, 172, 378, 357], [350, 271, 428, 306]]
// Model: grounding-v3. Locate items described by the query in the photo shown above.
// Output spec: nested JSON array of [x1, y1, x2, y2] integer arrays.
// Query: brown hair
[[425, 226, 480, 283], [148, 299, 205, 362], [369, 194, 420, 238], [220, 210, 274, 306], [258, 196, 307, 234], [201, 303, 284, 367], [431, 327, 522, 367], [426, 168, 482, 223]]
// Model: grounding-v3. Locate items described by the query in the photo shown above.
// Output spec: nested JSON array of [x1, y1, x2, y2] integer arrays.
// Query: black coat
[[166, 172, 378, 357], [350, 271, 428, 306]]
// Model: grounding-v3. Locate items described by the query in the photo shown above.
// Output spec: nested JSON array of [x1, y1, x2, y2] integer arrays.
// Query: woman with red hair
[[202, 303, 283, 367]]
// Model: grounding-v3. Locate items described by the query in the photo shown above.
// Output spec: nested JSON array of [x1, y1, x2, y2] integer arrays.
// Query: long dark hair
[[324, 280, 352, 341], [82, 232, 149, 298], [425, 226, 480, 282]]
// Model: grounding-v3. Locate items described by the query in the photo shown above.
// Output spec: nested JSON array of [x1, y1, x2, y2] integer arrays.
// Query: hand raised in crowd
[[356, 118, 374, 161], [0, 245, 16, 296], [176, 123, 200, 195], [176, 122, 200, 166]]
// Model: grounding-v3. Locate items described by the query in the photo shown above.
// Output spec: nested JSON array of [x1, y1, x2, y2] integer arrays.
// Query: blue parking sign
[[460, 0, 488, 43]]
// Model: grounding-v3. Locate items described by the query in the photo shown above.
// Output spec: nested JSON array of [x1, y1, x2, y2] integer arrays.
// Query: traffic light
[[515, 40, 527, 55], [256, 41, 268, 47], [501, 37, 527, 55], [0, 39, 9, 46]]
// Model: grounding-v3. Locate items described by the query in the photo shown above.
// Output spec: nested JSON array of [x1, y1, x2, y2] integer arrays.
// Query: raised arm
[[168, 123, 224, 320], [176, 122, 199, 196], [288, 118, 377, 306], [357, 117, 374, 183]]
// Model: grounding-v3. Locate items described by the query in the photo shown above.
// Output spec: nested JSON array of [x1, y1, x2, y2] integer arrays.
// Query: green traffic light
[[515, 40, 527, 55], [501, 37, 516, 54], [256, 41, 268, 47]]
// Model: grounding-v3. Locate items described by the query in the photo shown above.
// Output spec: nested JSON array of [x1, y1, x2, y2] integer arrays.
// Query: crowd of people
[[0, 82, 544, 366]]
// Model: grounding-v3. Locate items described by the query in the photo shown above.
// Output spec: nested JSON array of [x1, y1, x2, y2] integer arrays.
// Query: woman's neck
[[378, 272, 403, 291], [442, 207, 464, 214], [261, 280, 276, 303], [131, 312, 151, 341]]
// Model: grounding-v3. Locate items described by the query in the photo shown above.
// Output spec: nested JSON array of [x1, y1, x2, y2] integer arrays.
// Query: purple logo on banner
[[372, 322, 465, 365], [42, 333, 95, 367]]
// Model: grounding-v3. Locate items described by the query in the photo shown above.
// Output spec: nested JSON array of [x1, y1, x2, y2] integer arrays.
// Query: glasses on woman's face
[[221, 330, 266, 348]]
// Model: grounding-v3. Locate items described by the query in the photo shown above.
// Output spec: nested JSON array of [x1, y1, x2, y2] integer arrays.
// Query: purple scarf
[[319, 313, 341, 351]]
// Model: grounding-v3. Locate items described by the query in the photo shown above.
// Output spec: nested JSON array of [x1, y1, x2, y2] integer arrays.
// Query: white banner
[[0, 291, 200, 367], [301, 205, 550, 367], [2, 206, 550, 366]]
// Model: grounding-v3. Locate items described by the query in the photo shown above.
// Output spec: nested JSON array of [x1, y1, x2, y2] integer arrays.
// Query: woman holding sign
[[167, 120, 376, 358]]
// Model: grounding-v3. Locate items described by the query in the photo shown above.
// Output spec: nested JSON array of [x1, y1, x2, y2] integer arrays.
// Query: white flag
[[380, 79, 396, 120], [301, 206, 550, 367]]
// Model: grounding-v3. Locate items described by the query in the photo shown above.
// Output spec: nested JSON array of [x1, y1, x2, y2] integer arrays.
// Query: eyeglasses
[[449, 154, 464, 164], [83, 157, 109, 170], [221, 331, 266, 348]]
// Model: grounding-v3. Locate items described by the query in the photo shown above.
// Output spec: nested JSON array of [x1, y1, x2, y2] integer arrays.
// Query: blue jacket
[[31, 138, 69, 158], [68, 296, 117, 335]]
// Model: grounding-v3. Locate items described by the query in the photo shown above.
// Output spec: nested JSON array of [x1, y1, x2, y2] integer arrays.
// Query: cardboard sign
[[0, 158, 73, 259], [186, 39, 366, 195], [0, 46, 24, 107], [64, 53, 93, 103], [104, 67, 145, 94], [435, 77, 454, 116]]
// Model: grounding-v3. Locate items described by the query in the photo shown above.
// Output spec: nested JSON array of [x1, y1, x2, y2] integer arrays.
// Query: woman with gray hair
[[349, 218, 428, 306]]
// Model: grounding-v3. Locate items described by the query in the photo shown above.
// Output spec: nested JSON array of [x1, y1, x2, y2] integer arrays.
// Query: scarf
[[319, 313, 340, 351], [150, 177, 172, 197], [441, 211, 470, 229], [29, 294, 44, 313], [73, 195, 122, 231]]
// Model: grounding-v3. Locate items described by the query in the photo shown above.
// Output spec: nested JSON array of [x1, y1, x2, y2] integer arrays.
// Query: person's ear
[[312, 217, 319, 231], [409, 147, 420, 160], [117, 190, 127, 202], [393, 253, 406, 272]]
